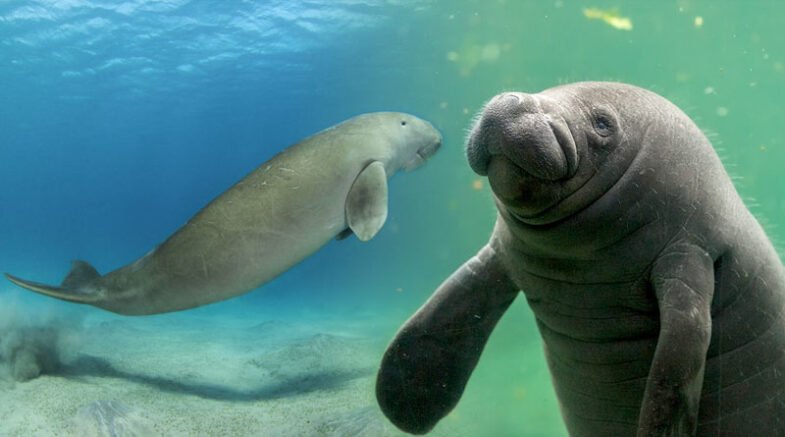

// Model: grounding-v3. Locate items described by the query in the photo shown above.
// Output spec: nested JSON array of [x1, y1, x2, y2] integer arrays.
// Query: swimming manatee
[[6, 112, 442, 315], [376, 82, 785, 436]]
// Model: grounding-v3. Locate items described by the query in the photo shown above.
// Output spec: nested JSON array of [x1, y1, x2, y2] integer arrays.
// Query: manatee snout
[[466, 92, 577, 182]]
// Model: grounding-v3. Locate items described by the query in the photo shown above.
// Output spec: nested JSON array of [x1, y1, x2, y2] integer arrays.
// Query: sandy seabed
[[0, 306, 411, 437], [0, 292, 565, 437]]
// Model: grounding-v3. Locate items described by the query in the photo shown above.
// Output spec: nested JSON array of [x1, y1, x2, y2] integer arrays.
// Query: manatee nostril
[[466, 92, 546, 177], [492, 92, 541, 115], [501, 93, 521, 104]]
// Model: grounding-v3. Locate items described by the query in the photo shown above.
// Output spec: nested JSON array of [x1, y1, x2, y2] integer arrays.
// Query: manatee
[[376, 82, 785, 435], [6, 112, 442, 315]]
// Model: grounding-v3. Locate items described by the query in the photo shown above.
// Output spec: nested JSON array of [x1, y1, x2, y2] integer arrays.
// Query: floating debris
[[447, 42, 506, 76], [716, 106, 729, 117], [472, 179, 484, 191], [694, 16, 704, 28], [583, 7, 633, 31], [675, 72, 690, 82], [479, 43, 501, 62]]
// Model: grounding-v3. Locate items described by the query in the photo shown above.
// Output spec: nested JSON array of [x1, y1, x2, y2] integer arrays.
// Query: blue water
[[2, 1, 784, 436], [0, 0, 447, 315]]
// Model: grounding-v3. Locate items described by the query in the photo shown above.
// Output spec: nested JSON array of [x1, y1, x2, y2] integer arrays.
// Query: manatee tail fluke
[[4, 260, 104, 304]]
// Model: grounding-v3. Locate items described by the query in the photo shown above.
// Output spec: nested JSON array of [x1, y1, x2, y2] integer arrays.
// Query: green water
[[378, 1, 785, 435]]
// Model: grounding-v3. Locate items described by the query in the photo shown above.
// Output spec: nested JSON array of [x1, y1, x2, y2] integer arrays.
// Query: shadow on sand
[[58, 355, 374, 402]]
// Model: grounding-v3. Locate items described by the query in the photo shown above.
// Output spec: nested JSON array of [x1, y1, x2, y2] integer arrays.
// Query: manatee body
[[6, 112, 441, 315], [377, 82, 785, 436]]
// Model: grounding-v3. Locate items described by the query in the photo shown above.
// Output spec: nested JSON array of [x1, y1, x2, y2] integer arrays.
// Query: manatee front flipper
[[376, 244, 519, 434], [346, 161, 388, 242], [638, 243, 714, 436], [4, 260, 104, 304]]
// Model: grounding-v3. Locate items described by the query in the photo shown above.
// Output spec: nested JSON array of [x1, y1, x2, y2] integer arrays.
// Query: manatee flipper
[[345, 161, 388, 242], [638, 244, 714, 436], [376, 244, 519, 434], [335, 228, 354, 241], [4, 260, 103, 304]]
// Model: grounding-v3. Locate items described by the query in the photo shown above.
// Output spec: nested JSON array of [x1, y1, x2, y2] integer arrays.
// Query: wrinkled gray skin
[[377, 82, 785, 436], [6, 112, 441, 315]]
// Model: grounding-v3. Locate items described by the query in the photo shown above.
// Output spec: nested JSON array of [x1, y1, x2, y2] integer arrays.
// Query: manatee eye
[[400, 121, 407, 126], [592, 112, 615, 137]]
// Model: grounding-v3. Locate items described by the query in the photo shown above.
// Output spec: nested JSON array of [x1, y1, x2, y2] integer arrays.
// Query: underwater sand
[[0, 294, 565, 436], [1, 310, 391, 436]]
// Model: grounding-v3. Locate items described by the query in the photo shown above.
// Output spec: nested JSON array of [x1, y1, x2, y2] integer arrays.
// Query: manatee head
[[466, 82, 681, 225], [394, 113, 442, 172], [355, 112, 442, 173]]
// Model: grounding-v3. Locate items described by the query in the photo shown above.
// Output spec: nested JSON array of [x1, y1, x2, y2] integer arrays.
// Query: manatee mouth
[[417, 137, 442, 161], [466, 93, 578, 181], [404, 135, 442, 171], [465, 92, 579, 218]]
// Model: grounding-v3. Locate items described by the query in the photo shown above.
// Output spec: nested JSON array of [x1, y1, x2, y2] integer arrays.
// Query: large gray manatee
[[6, 112, 441, 315], [377, 82, 785, 436]]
